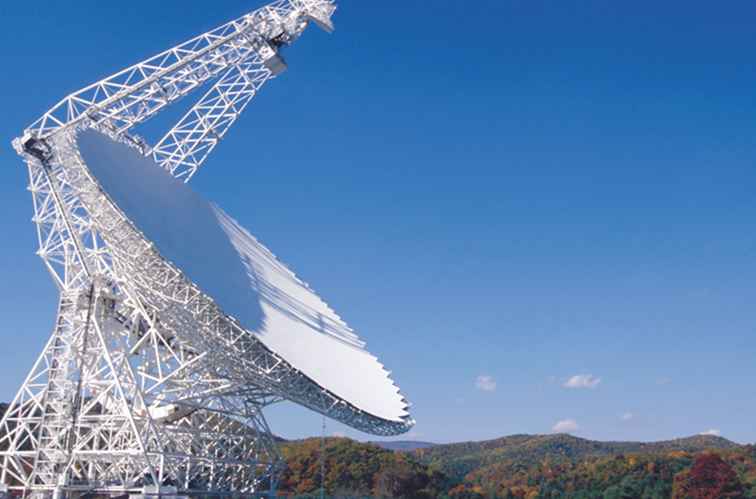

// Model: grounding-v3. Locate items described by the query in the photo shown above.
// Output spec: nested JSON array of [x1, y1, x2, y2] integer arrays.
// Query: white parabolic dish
[[74, 129, 411, 428]]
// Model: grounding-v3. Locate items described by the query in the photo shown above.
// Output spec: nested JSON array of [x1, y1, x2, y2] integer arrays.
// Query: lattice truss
[[2, 1, 341, 497]]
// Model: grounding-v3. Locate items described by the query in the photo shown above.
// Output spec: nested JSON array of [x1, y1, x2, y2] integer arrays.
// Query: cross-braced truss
[[0, 1, 367, 497]]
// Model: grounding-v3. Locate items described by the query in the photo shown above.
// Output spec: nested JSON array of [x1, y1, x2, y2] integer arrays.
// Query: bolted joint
[[242, 31, 288, 76], [17, 133, 53, 163], [257, 41, 288, 76], [293, 0, 336, 33], [11, 137, 25, 156]]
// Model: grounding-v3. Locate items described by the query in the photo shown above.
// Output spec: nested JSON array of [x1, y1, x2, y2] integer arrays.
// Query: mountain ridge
[[371, 440, 438, 451], [376, 433, 739, 451], [278, 433, 754, 497], [404, 432, 741, 482]]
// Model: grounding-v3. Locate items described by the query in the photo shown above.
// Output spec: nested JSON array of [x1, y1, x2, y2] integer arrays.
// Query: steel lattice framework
[[0, 1, 411, 497]]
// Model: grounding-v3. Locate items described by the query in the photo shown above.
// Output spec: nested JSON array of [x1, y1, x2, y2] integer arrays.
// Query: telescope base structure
[[3, 0, 415, 495], [0, 283, 282, 498], [3, 124, 410, 498]]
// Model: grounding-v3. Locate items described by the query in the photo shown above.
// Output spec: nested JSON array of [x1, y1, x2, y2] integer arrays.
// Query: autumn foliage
[[277, 436, 756, 498], [672, 452, 745, 499], [277, 437, 448, 497]]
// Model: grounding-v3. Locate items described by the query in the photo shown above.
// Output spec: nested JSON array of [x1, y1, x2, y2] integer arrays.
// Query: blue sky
[[1, 1, 755, 444]]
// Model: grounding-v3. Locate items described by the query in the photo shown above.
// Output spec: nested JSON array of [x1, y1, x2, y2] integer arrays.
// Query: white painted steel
[[2, 0, 414, 496], [76, 129, 410, 423]]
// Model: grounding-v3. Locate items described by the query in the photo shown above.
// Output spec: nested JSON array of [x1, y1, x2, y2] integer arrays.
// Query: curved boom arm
[[151, 55, 273, 181], [20, 0, 335, 150]]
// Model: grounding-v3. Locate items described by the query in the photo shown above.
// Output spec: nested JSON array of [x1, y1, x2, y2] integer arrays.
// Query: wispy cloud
[[656, 377, 671, 385], [475, 375, 496, 392], [621, 412, 634, 421], [563, 374, 601, 389], [552, 419, 579, 433], [700, 429, 721, 437]]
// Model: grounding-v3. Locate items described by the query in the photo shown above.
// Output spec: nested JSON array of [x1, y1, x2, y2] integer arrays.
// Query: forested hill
[[278, 437, 449, 497], [411, 433, 740, 480], [279, 434, 755, 498], [372, 440, 438, 451], [0, 402, 752, 498]]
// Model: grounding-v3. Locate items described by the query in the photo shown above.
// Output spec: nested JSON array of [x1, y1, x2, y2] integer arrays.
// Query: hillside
[[277, 434, 753, 498], [411, 433, 740, 480], [373, 440, 438, 451], [0, 407, 751, 498], [278, 437, 448, 497], [453, 447, 756, 498]]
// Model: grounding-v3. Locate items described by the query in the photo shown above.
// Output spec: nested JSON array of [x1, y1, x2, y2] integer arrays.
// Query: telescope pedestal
[[0, 283, 281, 497]]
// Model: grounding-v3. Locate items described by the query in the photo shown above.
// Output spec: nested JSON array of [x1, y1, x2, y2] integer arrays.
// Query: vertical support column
[[0, 288, 90, 495]]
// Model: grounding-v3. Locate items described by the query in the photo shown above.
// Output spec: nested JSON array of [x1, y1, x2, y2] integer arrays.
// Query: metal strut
[[3, 1, 337, 497], [20, 0, 336, 180]]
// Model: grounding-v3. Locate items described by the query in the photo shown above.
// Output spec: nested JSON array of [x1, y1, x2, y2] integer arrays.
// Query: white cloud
[[621, 412, 634, 421], [700, 429, 721, 437], [552, 419, 579, 433], [475, 375, 496, 392], [563, 374, 601, 389]]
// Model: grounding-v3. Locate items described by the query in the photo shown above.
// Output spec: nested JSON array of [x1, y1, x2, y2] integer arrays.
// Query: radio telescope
[[0, 1, 413, 497]]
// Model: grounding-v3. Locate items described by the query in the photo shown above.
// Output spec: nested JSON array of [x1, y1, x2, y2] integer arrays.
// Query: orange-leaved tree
[[672, 452, 744, 499]]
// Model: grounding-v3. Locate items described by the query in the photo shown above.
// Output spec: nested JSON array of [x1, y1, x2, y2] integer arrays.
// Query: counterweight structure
[[1, 1, 413, 497]]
